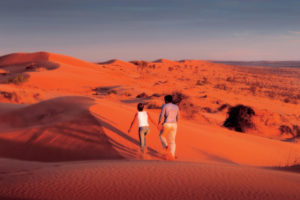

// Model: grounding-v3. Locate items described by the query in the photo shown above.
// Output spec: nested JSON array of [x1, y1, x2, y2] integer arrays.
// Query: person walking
[[128, 103, 157, 155], [158, 95, 179, 160]]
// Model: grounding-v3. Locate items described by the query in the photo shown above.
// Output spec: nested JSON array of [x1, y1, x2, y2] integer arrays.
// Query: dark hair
[[164, 95, 173, 103], [137, 103, 144, 111]]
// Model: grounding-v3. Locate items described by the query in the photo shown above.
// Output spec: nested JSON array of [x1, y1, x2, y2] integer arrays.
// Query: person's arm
[[176, 108, 180, 122], [147, 112, 159, 130], [128, 113, 137, 133], [158, 105, 166, 125]]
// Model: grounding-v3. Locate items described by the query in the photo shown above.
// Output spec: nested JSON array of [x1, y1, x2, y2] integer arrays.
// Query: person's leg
[[168, 124, 177, 157], [160, 125, 168, 149], [144, 127, 150, 151], [139, 127, 146, 153]]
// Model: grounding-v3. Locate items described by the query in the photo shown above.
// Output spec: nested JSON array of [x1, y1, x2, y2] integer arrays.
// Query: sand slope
[[0, 96, 123, 162], [0, 51, 300, 200], [91, 98, 300, 166], [1, 160, 300, 200]]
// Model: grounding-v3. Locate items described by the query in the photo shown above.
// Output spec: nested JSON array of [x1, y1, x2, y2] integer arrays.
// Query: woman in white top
[[128, 103, 157, 154]]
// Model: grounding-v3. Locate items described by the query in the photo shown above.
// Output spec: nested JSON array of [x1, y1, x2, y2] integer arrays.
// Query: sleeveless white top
[[137, 111, 149, 127]]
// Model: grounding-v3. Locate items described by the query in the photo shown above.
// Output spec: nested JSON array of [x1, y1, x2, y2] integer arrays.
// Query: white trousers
[[160, 123, 177, 157]]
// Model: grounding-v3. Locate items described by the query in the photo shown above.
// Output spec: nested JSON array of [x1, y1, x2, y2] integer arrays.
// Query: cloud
[[288, 31, 300, 35]]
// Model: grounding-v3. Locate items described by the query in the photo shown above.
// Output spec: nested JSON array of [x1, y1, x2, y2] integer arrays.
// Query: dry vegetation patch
[[223, 105, 256, 132], [172, 91, 198, 119], [0, 73, 29, 85]]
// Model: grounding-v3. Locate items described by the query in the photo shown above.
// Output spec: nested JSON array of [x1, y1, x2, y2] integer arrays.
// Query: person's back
[[158, 95, 180, 160], [128, 103, 158, 155], [137, 111, 149, 127], [159, 103, 179, 124]]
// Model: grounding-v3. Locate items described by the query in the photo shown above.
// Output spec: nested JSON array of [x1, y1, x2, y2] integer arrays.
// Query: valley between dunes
[[0, 52, 300, 200]]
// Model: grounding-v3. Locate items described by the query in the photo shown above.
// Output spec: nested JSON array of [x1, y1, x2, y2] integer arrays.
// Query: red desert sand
[[0, 52, 300, 199]]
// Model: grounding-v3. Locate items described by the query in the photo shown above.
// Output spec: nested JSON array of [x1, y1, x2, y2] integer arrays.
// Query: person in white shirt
[[128, 103, 158, 154]]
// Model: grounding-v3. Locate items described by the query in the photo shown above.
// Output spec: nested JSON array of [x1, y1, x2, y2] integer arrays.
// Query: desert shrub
[[279, 125, 294, 136], [283, 98, 290, 103], [223, 105, 255, 132], [0, 91, 19, 102], [214, 83, 227, 90], [196, 77, 208, 86], [146, 102, 161, 109], [264, 90, 276, 98], [180, 102, 198, 119], [199, 95, 208, 98], [171, 92, 198, 119], [226, 77, 236, 82], [93, 86, 119, 95], [154, 80, 168, 86], [293, 125, 300, 137], [168, 67, 174, 71], [202, 107, 214, 113], [108, 90, 118, 94], [5, 73, 29, 85], [151, 93, 162, 97], [136, 92, 148, 98], [25, 63, 38, 71], [149, 64, 156, 69], [217, 104, 231, 112], [130, 60, 148, 67], [249, 85, 257, 95], [123, 92, 132, 97], [172, 91, 188, 104]]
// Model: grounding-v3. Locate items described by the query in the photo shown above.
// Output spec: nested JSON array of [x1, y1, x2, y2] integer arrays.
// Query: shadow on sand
[[92, 112, 164, 160], [0, 113, 124, 162], [0, 196, 38, 200]]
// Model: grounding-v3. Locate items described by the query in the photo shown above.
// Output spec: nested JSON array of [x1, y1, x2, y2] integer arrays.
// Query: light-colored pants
[[160, 123, 177, 157], [139, 126, 150, 153]]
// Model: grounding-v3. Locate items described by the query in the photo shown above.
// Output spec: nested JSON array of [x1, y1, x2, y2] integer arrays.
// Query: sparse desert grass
[[1, 73, 29, 85], [130, 60, 150, 71], [219, 70, 300, 104], [136, 92, 148, 98], [0, 91, 19, 102], [196, 77, 208, 86], [293, 125, 300, 136], [172, 91, 198, 119], [226, 76, 236, 82], [146, 101, 161, 109], [154, 80, 168, 86], [279, 125, 293, 135], [279, 124, 300, 138], [248, 85, 257, 95], [172, 91, 188, 104], [151, 93, 162, 97], [122, 92, 132, 97], [214, 83, 228, 90], [201, 107, 214, 113], [217, 104, 231, 112], [93, 86, 119, 95]]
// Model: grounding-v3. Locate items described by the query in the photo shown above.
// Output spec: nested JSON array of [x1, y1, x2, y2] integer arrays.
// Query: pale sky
[[1, 0, 300, 61]]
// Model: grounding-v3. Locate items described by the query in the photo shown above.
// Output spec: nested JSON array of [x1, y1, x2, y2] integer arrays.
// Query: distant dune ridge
[[214, 60, 300, 68], [0, 51, 300, 199]]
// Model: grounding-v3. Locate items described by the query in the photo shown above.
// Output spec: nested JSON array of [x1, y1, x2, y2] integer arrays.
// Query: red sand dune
[[0, 96, 123, 162], [0, 51, 300, 199], [0, 52, 49, 66]]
